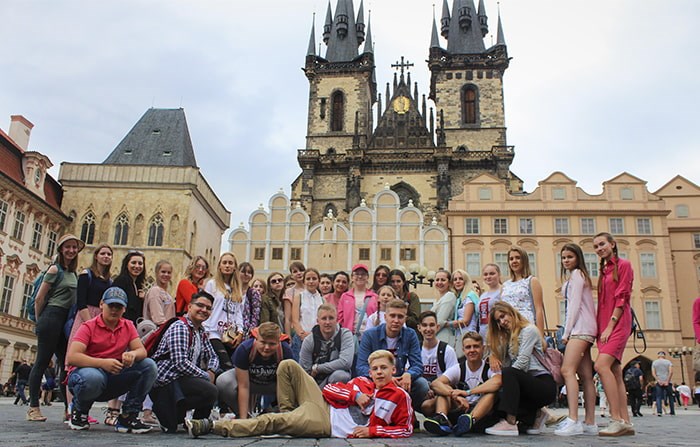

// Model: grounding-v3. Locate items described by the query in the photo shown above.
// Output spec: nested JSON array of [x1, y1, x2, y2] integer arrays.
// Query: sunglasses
[[191, 301, 213, 311], [270, 278, 284, 284]]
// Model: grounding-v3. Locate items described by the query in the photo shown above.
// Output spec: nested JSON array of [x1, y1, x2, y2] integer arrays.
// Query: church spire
[[323, 1, 332, 44], [431, 12, 441, 48], [477, 0, 488, 37], [356, 0, 365, 46], [440, 0, 451, 38], [307, 14, 316, 56], [496, 9, 506, 46], [325, 0, 361, 62], [363, 12, 373, 53], [445, 0, 486, 54]]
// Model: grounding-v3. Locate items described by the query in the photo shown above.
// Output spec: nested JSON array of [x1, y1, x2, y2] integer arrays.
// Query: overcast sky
[[2, 0, 699, 246]]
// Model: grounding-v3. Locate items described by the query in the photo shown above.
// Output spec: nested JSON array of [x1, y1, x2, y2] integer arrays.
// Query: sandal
[[104, 407, 120, 426], [27, 407, 47, 422]]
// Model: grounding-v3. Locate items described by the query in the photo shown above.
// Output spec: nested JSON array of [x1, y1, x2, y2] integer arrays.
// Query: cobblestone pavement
[[5, 397, 698, 447]]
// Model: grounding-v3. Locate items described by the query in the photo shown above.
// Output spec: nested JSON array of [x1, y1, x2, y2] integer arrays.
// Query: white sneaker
[[525, 409, 548, 435], [554, 417, 583, 436], [582, 423, 599, 435]]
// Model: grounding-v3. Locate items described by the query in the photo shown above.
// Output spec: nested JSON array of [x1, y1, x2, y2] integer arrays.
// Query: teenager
[[431, 269, 458, 345], [291, 268, 325, 359], [418, 311, 458, 416], [501, 246, 544, 333], [337, 264, 378, 336], [113, 251, 146, 325], [187, 350, 413, 438], [370, 265, 391, 294], [283, 261, 306, 336], [364, 285, 396, 332], [593, 232, 635, 436], [477, 263, 502, 341], [143, 260, 175, 325], [324, 271, 349, 309], [299, 304, 354, 386], [175, 256, 209, 316], [319, 273, 334, 296], [389, 269, 421, 332], [259, 272, 286, 329], [450, 269, 479, 338]]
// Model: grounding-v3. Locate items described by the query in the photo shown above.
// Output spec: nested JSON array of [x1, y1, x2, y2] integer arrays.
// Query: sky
[[2, 0, 699, 247]]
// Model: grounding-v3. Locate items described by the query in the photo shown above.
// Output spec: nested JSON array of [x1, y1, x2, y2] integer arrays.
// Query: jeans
[[14, 379, 29, 404], [151, 376, 218, 433], [655, 383, 675, 415], [29, 305, 69, 408], [411, 376, 431, 412], [68, 358, 157, 414]]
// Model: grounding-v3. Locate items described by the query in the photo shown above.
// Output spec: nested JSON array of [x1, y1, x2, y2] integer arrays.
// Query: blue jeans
[[655, 383, 675, 415], [14, 379, 29, 404], [68, 358, 157, 414], [411, 376, 431, 412]]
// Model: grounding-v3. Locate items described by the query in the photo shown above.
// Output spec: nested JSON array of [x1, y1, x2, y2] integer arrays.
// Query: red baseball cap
[[352, 263, 369, 273]]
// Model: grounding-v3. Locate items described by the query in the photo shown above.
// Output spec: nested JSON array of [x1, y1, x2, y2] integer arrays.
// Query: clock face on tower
[[392, 96, 410, 114]]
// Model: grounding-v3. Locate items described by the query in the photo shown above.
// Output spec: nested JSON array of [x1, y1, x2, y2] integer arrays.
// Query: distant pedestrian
[[651, 351, 675, 416], [677, 382, 691, 410], [13, 359, 31, 405]]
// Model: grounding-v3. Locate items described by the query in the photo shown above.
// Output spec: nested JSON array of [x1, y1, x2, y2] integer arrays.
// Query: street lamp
[[668, 346, 692, 383], [397, 264, 435, 289]]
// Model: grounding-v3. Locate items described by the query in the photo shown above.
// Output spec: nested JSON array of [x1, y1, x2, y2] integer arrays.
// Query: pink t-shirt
[[73, 315, 139, 362]]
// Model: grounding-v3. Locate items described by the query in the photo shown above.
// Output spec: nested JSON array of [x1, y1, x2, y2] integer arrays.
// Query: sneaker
[[115, 413, 152, 434], [621, 421, 635, 436], [598, 419, 629, 437], [582, 423, 599, 435], [526, 409, 547, 435], [545, 413, 567, 427], [453, 413, 474, 436], [485, 419, 519, 436], [423, 413, 452, 436], [68, 409, 90, 431], [554, 417, 583, 436], [87, 415, 99, 425], [185, 418, 212, 438], [26, 407, 47, 422]]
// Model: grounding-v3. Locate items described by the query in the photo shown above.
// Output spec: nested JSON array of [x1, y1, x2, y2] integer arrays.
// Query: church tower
[[429, 0, 520, 191]]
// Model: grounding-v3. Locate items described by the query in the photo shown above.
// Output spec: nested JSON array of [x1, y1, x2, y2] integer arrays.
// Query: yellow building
[[59, 108, 230, 283], [0, 115, 70, 381]]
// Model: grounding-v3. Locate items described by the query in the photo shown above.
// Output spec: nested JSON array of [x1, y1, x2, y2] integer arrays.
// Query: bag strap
[[355, 295, 370, 334], [632, 309, 647, 354]]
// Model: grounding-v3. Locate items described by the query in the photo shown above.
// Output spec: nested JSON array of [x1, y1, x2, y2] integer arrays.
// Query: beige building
[[447, 171, 700, 378], [59, 108, 230, 283], [0, 116, 70, 381]]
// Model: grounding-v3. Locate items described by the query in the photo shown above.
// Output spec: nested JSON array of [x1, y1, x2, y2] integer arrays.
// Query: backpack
[[26, 263, 64, 323], [437, 340, 448, 373], [533, 348, 564, 386], [624, 368, 640, 390], [311, 325, 343, 365], [455, 357, 491, 391], [143, 316, 191, 359]]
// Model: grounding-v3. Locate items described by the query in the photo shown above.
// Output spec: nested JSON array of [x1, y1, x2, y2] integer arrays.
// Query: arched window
[[80, 212, 96, 245], [147, 214, 164, 247], [462, 85, 478, 124], [114, 213, 129, 246], [330, 91, 344, 131]]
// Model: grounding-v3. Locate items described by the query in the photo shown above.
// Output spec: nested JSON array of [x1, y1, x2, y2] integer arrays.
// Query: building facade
[[0, 116, 70, 381], [59, 108, 230, 285]]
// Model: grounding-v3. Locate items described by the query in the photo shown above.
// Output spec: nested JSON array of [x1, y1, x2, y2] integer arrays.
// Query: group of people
[[23, 230, 639, 438]]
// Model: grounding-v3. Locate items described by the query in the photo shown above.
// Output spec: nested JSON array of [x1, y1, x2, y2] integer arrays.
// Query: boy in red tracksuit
[[186, 349, 413, 438]]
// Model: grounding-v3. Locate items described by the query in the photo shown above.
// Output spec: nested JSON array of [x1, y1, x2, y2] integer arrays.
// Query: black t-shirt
[[15, 364, 31, 381], [232, 338, 293, 386]]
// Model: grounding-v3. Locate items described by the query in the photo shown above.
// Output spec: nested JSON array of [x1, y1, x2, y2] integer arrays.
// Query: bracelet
[[611, 315, 618, 322], [466, 389, 471, 396]]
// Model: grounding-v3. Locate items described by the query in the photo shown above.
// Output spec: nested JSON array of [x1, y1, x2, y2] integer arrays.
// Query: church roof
[[103, 108, 197, 167], [323, 0, 365, 62]]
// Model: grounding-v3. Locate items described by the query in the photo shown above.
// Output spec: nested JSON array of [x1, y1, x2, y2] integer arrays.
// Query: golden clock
[[392, 96, 410, 114]]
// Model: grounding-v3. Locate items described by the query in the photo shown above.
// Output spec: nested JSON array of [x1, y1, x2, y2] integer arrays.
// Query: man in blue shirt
[[357, 299, 428, 414]]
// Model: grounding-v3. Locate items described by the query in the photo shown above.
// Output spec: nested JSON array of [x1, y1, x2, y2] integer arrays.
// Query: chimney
[[9, 115, 34, 151]]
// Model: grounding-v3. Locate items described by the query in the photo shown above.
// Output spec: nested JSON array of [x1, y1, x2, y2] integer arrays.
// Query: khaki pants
[[214, 360, 331, 437]]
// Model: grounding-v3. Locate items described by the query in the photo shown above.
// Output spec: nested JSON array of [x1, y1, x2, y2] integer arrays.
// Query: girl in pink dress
[[593, 232, 634, 437]]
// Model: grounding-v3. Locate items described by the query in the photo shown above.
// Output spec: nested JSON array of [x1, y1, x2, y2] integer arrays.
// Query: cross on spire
[[391, 56, 414, 75]]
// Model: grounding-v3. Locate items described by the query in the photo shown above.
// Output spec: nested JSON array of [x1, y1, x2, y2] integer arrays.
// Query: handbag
[[221, 294, 244, 349], [533, 348, 564, 386], [631, 308, 647, 354]]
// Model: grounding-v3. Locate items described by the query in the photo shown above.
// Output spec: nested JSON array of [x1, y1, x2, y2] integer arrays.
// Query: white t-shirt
[[421, 342, 458, 380], [442, 359, 498, 405]]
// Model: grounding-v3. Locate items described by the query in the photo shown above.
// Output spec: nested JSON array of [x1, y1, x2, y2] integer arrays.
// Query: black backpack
[[455, 357, 491, 391], [624, 368, 640, 390], [311, 325, 343, 364]]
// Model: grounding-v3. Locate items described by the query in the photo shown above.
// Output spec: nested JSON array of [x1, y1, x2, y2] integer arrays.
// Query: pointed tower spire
[[356, 0, 365, 46], [407, 72, 412, 91], [496, 9, 506, 46], [441, 0, 451, 38], [421, 94, 427, 125], [446, 0, 486, 54], [363, 12, 373, 53], [431, 13, 441, 48], [413, 82, 418, 102], [385, 83, 391, 110], [307, 14, 316, 56], [323, 1, 333, 44], [377, 93, 382, 118], [325, 0, 361, 62], [478, 0, 488, 37]]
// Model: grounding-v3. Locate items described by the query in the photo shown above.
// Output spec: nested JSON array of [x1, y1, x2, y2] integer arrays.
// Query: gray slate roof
[[103, 108, 197, 167]]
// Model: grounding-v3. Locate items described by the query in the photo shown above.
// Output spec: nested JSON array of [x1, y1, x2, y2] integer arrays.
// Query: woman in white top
[[291, 268, 325, 358], [143, 259, 176, 325], [554, 243, 598, 436], [501, 246, 544, 334], [431, 269, 458, 345], [203, 252, 243, 371], [478, 263, 503, 341]]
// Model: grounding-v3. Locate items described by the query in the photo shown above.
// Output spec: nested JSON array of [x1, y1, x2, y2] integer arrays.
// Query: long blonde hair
[[214, 252, 242, 302], [507, 245, 532, 281], [487, 301, 533, 362]]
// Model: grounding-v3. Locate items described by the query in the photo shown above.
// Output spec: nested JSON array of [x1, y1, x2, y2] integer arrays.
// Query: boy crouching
[[186, 349, 413, 438]]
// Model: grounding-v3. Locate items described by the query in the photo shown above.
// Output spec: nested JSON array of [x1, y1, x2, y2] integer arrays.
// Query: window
[[478, 187, 491, 200], [636, 218, 652, 235], [528, 253, 537, 276], [114, 214, 129, 246], [147, 214, 164, 247], [519, 218, 534, 234], [400, 248, 416, 261], [20, 282, 33, 320], [584, 253, 599, 277], [31, 221, 43, 250], [620, 188, 634, 200], [580, 217, 596, 235], [558, 299, 566, 325], [644, 300, 661, 329], [80, 212, 96, 245], [676, 205, 689, 218], [12, 210, 25, 239], [466, 253, 481, 278], [694, 234, 700, 249], [462, 85, 478, 124], [609, 217, 624, 234], [380, 248, 392, 261], [555, 253, 562, 278], [253, 247, 265, 260], [640, 253, 657, 278], [465, 218, 480, 234], [46, 231, 57, 257], [330, 91, 344, 131], [1, 275, 14, 314], [359, 248, 370, 261], [0, 200, 8, 232], [552, 187, 566, 200], [554, 217, 570, 235], [290, 247, 302, 261], [493, 218, 508, 235], [494, 252, 508, 275], [271, 248, 283, 260]]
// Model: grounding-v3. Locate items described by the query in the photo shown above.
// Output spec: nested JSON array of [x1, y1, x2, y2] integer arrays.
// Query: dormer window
[[34, 168, 42, 186]]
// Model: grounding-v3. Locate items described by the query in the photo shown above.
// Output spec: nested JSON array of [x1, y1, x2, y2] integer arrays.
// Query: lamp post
[[668, 346, 692, 384], [397, 264, 435, 289]]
